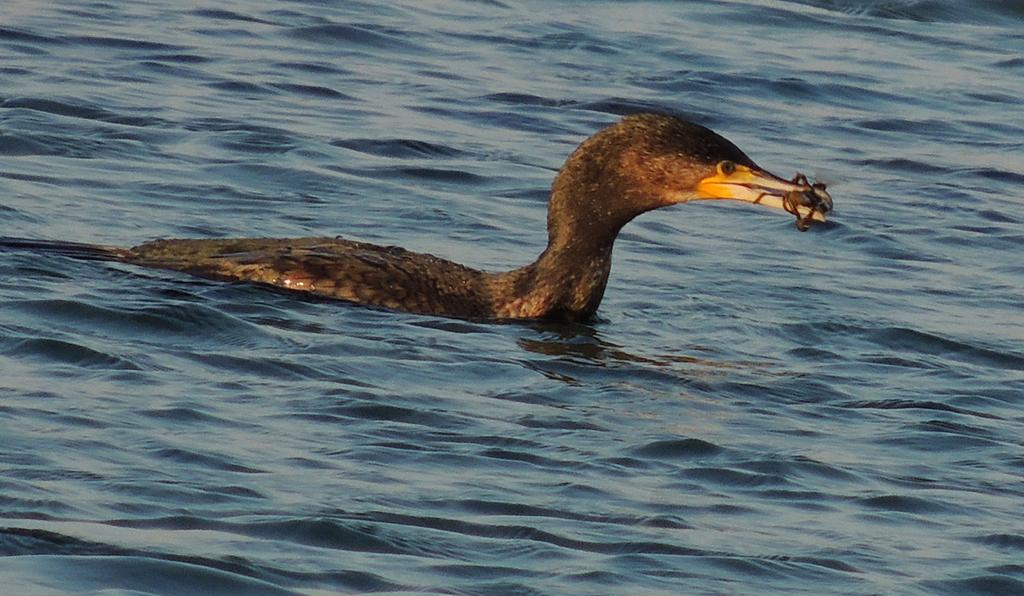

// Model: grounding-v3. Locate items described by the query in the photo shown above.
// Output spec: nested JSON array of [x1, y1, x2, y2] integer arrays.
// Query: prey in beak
[[696, 161, 833, 231], [782, 173, 833, 231]]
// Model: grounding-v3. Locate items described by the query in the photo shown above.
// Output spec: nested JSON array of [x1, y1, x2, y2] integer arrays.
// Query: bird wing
[[126, 237, 489, 316]]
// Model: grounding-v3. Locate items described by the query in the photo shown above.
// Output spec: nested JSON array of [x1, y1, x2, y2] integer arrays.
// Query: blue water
[[2, 1, 1023, 593]]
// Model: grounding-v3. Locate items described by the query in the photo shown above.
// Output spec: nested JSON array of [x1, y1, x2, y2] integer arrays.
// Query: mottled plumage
[[127, 237, 496, 318]]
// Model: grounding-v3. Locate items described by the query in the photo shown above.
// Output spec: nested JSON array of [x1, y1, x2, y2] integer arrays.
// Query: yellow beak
[[696, 165, 831, 223]]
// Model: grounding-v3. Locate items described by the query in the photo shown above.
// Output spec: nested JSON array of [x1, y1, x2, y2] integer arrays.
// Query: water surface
[[2, 1, 1023, 594]]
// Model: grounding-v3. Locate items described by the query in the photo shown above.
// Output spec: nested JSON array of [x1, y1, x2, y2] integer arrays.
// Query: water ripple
[[2, 0, 1023, 594]]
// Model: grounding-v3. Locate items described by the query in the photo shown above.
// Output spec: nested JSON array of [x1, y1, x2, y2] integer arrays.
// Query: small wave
[[139, 52, 212, 64], [0, 26, 61, 46], [994, 57, 1024, 69], [972, 533, 1024, 551], [331, 137, 466, 158], [574, 97, 669, 117], [0, 527, 310, 593], [0, 133, 50, 157], [923, 574, 1024, 595], [272, 60, 349, 74], [481, 92, 568, 108], [0, 553, 297, 595], [139, 406, 233, 425], [205, 79, 274, 95], [0, 130, 148, 160], [190, 9, 276, 25], [686, 467, 789, 488], [631, 438, 724, 459], [182, 352, 328, 381], [842, 398, 1001, 420], [210, 129, 299, 154], [331, 165, 486, 185], [287, 23, 420, 52], [956, 167, 1024, 186], [110, 515, 410, 555], [270, 82, 354, 100], [857, 494, 951, 514], [451, 498, 691, 529], [1, 336, 140, 370], [871, 327, 1024, 371], [789, 0, 1023, 24], [69, 35, 180, 51], [1, 97, 164, 128], [514, 415, 605, 431], [327, 402, 464, 428], [780, 321, 1024, 372], [151, 447, 265, 475], [7, 298, 279, 346], [510, 29, 617, 55]]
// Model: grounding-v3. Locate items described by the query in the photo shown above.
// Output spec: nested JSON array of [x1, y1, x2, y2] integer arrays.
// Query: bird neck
[[486, 223, 616, 321], [483, 164, 640, 320]]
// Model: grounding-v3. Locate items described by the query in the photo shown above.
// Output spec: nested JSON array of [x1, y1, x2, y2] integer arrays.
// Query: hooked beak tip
[[696, 167, 832, 228]]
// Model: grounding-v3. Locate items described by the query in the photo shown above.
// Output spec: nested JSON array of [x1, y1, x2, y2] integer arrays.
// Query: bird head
[[548, 113, 832, 245]]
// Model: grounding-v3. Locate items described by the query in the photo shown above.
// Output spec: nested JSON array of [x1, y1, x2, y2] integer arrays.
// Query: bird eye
[[719, 160, 736, 175]]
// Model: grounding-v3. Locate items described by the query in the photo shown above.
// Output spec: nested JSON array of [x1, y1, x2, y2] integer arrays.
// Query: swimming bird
[[1, 113, 831, 321]]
